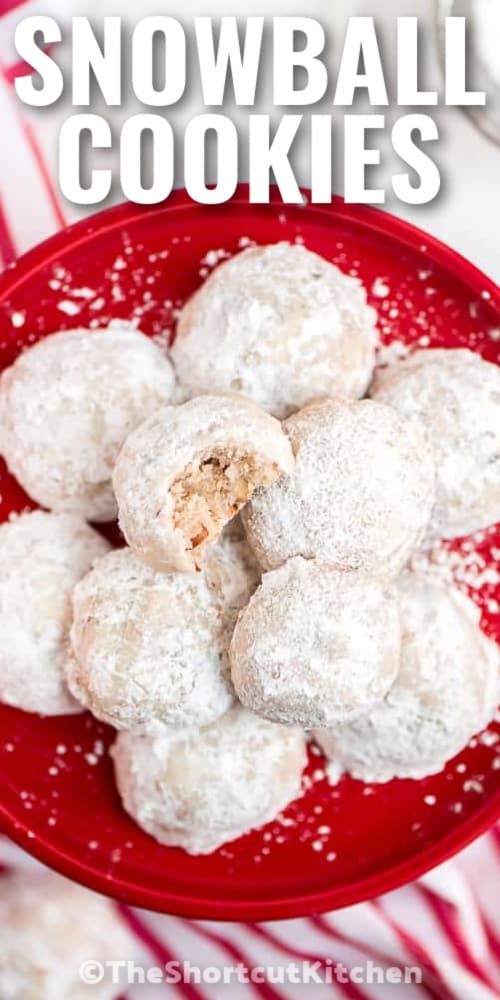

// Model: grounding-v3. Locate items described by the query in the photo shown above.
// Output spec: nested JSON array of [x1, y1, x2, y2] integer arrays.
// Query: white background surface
[[347, 0, 500, 285]]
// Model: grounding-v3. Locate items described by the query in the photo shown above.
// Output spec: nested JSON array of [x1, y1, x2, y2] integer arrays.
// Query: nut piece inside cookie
[[171, 450, 278, 560]]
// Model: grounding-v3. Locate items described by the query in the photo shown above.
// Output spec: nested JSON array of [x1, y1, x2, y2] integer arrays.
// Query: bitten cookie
[[113, 393, 294, 572]]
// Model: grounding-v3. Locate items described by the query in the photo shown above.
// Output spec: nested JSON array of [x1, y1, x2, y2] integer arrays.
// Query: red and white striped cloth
[[0, 4, 499, 997], [1, 832, 500, 999], [0, 0, 70, 266]]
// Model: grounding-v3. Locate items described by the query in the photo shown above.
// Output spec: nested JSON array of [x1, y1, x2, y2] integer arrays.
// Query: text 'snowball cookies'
[[69, 535, 259, 731], [371, 348, 500, 539], [113, 393, 294, 572], [0, 510, 110, 716], [111, 706, 307, 855], [315, 571, 500, 783], [0, 327, 176, 522], [243, 398, 435, 579], [172, 242, 378, 418], [230, 557, 400, 728], [0, 870, 134, 1000]]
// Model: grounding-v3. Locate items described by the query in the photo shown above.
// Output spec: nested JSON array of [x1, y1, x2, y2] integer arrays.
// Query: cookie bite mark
[[113, 393, 294, 573], [171, 449, 282, 563]]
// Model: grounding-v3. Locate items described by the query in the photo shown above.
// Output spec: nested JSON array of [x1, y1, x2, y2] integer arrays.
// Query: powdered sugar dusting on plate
[[0, 209, 498, 886]]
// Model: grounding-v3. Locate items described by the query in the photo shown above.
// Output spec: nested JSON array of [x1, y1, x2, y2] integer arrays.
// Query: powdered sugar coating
[[371, 348, 500, 539], [111, 706, 307, 855], [172, 243, 378, 418], [315, 571, 500, 783], [0, 510, 110, 716], [113, 393, 294, 572], [0, 870, 134, 1000], [0, 327, 177, 522], [230, 557, 400, 728], [69, 534, 259, 731], [243, 398, 436, 579]]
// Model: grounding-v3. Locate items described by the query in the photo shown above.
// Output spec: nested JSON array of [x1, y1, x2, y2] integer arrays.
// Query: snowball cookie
[[113, 392, 294, 573], [371, 349, 500, 539], [172, 242, 378, 418], [69, 535, 259, 731], [315, 571, 500, 783], [0, 869, 134, 1000], [0, 327, 176, 522], [242, 398, 435, 579], [111, 705, 307, 854], [0, 510, 110, 715], [230, 557, 400, 728]]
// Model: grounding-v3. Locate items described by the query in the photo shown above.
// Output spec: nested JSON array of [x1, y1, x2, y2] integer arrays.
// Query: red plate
[[0, 188, 499, 920]]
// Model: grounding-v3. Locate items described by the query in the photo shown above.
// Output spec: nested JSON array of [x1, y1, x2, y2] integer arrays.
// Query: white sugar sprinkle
[[57, 300, 81, 316], [371, 277, 390, 298]]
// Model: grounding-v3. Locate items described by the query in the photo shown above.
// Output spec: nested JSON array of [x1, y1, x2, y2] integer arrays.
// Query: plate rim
[[1, 186, 499, 308], [0, 186, 499, 919]]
